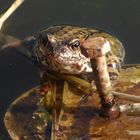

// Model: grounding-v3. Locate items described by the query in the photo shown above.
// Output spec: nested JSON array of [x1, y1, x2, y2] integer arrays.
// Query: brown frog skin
[[30, 25, 125, 83]]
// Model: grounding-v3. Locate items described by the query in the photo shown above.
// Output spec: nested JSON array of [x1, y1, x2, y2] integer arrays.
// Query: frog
[[31, 25, 124, 76], [1, 25, 125, 79], [3, 25, 140, 140], [29, 25, 125, 110]]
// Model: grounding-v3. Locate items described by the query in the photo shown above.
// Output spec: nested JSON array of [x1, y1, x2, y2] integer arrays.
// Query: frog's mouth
[[52, 47, 92, 74]]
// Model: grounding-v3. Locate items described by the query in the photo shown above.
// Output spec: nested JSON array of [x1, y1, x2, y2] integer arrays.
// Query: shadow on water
[[0, 0, 140, 139]]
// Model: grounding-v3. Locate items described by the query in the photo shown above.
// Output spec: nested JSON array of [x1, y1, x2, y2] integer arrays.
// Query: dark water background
[[0, 0, 140, 139]]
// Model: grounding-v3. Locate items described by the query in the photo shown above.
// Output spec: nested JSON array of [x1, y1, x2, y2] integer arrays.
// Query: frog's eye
[[72, 40, 80, 47], [69, 39, 81, 50]]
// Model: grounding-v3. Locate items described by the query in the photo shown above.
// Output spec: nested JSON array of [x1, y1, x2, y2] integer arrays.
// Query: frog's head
[[32, 33, 92, 74], [32, 26, 124, 79]]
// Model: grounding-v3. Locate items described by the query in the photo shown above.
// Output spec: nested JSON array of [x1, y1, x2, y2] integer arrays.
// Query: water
[[0, 0, 140, 138]]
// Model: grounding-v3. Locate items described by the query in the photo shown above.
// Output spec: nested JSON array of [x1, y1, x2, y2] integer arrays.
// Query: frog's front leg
[[82, 36, 120, 117]]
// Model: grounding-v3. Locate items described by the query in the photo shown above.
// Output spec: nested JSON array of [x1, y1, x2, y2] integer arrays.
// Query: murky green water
[[0, 0, 140, 139]]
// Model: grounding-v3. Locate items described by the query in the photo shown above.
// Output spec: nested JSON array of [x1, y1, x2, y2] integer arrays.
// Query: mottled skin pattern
[[32, 25, 125, 82]]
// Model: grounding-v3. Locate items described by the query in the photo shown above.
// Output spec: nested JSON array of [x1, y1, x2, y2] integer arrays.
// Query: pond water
[[0, 0, 140, 139]]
